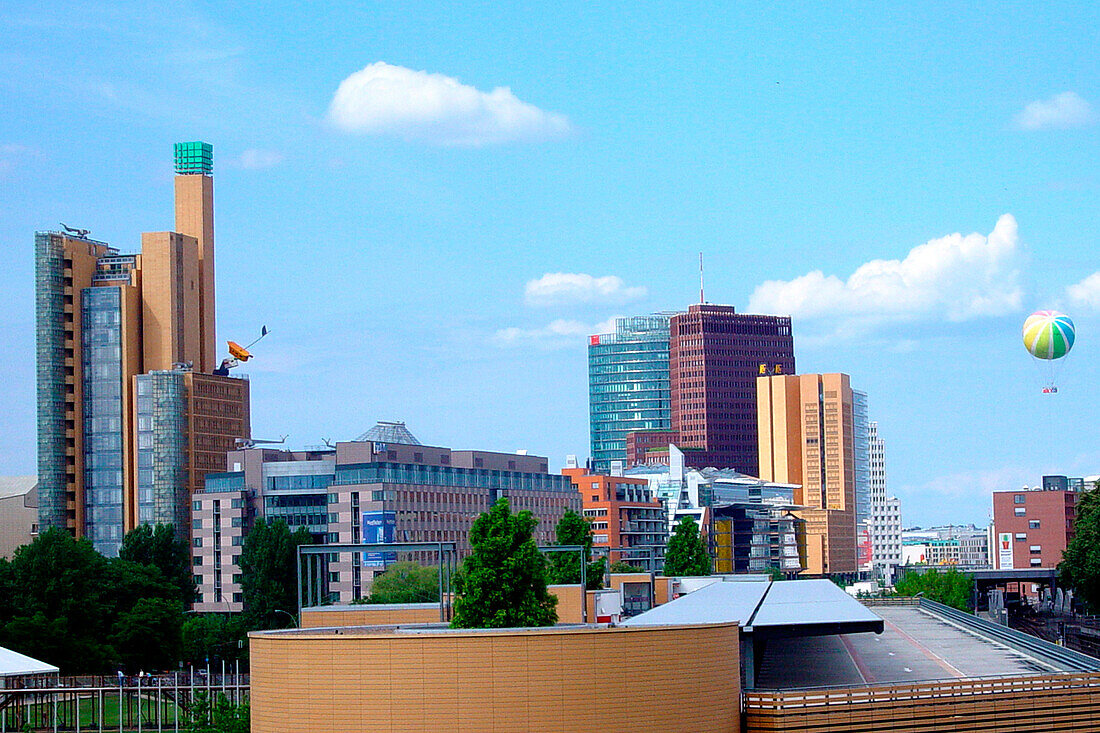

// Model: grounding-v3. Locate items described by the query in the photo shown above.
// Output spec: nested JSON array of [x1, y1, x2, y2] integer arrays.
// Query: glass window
[[1014, 494, 1026, 504], [1028, 520, 1040, 529]]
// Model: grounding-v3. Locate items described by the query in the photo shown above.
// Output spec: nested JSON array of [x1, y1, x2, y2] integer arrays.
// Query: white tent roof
[[0, 646, 58, 677]]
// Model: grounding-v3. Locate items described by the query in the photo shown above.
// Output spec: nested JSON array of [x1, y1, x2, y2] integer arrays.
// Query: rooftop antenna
[[699, 252, 705, 304]]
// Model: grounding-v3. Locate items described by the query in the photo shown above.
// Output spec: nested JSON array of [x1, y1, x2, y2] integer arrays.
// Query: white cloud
[[237, 149, 284, 170], [1014, 92, 1095, 130], [747, 214, 1023, 328], [326, 62, 573, 146], [1067, 271, 1100, 310], [524, 273, 646, 307], [494, 317, 617, 350]]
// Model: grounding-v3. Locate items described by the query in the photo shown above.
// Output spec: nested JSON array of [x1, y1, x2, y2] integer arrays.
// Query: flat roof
[[753, 605, 1061, 689], [621, 578, 883, 638]]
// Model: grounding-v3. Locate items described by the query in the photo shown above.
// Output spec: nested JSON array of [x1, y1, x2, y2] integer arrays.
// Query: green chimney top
[[174, 141, 213, 175]]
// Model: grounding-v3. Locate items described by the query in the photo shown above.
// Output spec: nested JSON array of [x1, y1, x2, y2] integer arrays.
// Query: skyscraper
[[669, 304, 795, 474], [868, 422, 902, 579], [757, 373, 858, 575], [35, 142, 249, 555], [588, 314, 679, 473]]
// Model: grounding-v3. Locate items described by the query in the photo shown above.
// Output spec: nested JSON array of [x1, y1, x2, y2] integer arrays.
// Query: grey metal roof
[[750, 579, 882, 628], [622, 578, 883, 638], [355, 421, 421, 445], [620, 580, 770, 627], [0, 476, 36, 501], [0, 646, 58, 677]]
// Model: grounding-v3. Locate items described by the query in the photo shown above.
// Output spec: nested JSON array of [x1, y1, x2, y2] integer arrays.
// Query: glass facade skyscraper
[[82, 286, 126, 554], [588, 314, 678, 473]]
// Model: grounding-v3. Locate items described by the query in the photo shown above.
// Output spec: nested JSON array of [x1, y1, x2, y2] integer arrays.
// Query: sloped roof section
[[355, 421, 421, 445], [0, 476, 36, 501], [0, 646, 58, 677]]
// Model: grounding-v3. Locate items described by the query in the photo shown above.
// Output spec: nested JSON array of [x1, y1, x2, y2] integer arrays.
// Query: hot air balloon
[[1023, 310, 1075, 393]]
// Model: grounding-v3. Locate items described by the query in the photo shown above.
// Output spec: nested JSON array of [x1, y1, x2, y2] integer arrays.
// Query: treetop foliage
[[451, 498, 557, 629], [1059, 482, 1100, 612], [547, 509, 604, 590], [119, 522, 196, 604], [353, 562, 440, 605], [662, 517, 711, 577], [240, 518, 314, 631], [894, 568, 974, 611]]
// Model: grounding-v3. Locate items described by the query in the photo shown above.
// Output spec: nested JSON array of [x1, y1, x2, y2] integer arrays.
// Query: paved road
[[754, 605, 1056, 689]]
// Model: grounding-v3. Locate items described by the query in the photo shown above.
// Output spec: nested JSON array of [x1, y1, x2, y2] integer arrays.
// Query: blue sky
[[2, 1, 1099, 526]]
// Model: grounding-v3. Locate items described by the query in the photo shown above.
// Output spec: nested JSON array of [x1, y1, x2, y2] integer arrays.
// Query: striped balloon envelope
[[1022, 310, 1075, 360]]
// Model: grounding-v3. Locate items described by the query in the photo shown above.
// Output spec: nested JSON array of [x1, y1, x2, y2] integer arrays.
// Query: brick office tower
[[669, 304, 795, 475], [35, 142, 249, 555], [992, 476, 1082, 572]]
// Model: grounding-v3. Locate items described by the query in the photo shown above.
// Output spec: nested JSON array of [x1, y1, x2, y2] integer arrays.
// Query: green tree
[[185, 692, 249, 733], [0, 528, 118, 671], [352, 562, 440, 604], [547, 510, 604, 590], [182, 614, 247, 665], [111, 597, 183, 671], [610, 561, 643, 573], [894, 568, 974, 611], [1060, 483, 1100, 612], [119, 523, 196, 604], [451, 498, 557, 629], [239, 519, 313, 630], [662, 517, 711, 576]]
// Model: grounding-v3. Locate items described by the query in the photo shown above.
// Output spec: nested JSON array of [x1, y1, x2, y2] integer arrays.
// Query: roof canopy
[[622, 578, 883, 639], [0, 646, 58, 677]]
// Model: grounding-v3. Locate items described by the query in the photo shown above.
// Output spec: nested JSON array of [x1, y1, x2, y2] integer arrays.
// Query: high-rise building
[[35, 142, 249, 556], [668, 304, 795, 474], [588, 314, 678, 473], [853, 390, 871, 570], [192, 422, 580, 611], [757, 373, 858, 575], [868, 422, 902, 579]]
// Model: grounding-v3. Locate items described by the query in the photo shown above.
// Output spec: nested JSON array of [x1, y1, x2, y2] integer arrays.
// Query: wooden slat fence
[[744, 672, 1100, 732]]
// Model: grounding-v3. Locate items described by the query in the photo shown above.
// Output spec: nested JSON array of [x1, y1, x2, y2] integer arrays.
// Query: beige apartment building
[[758, 373, 858, 575], [35, 142, 249, 555], [0, 477, 38, 558]]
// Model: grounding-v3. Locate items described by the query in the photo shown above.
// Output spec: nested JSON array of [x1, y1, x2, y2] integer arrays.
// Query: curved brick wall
[[250, 623, 740, 732]]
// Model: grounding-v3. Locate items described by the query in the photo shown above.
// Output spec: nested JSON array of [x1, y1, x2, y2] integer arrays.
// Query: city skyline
[[3, 3, 1100, 528]]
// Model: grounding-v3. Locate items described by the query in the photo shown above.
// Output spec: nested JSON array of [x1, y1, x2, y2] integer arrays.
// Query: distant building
[[0, 477, 38, 558], [757, 373, 859, 576], [35, 142, 249, 556], [992, 476, 1084, 571], [562, 458, 667, 572], [192, 423, 580, 611], [868, 423, 902, 579], [624, 445, 804, 575], [588, 314, 678, 473], [901, 525, 990, 568]]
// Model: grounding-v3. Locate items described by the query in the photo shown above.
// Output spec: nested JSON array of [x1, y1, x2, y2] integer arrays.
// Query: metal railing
[[0, 671, 249, 733], [916, 597, 1100, 672]]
